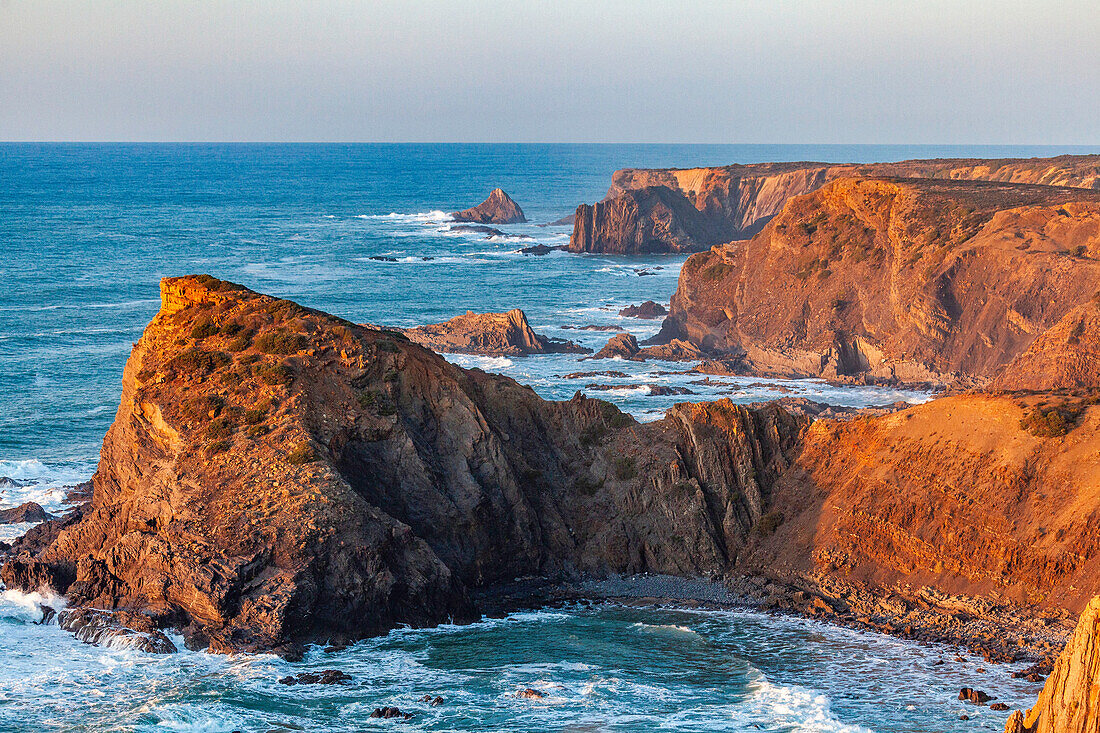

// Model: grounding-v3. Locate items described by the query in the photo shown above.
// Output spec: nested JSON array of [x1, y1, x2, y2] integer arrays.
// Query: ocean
[[3, 142, 1094, 731]]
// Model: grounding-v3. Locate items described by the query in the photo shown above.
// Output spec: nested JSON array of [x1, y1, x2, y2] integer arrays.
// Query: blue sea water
[[2, 143, 1094, 731]]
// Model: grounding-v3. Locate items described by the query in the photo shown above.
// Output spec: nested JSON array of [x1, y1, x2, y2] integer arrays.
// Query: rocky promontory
[[570, 154, 1100, 254], [401, 309, 589, 356], [6, 274, 1100, 668], [451, 188, 526, 224], [650, 176, 1100, 385]]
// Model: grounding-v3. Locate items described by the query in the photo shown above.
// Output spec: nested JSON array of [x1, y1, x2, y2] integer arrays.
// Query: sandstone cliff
[[571, 154, 1100, 254], [452, 188, 526, 224], [2, 275, 804, 654], [401, 308, 589, 356], [1006, 595, 1100, 733], [653, 177, 1100, 384]]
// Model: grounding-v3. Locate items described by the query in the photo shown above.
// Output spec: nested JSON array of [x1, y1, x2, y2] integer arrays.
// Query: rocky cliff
[[653, 177, 1100, 385], [452, 188, 527, 224], [739, 392, 1100, 617], [1006, 595, 1100, 733], [570, 154, 1100, 254], [401, 308, 589, 356], [2, 275, 804, 654]]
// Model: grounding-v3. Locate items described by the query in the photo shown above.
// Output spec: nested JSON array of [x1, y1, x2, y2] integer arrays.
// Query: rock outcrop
[[402, 309, 589, 356], [0, 502, 55, 524], [619, 301, 668, 319], [651, 176, 1100, 385], [1005, 595, 1100, 733], [570, 154, 1100, 254], [1, 275, 805, 654], [739, 392, 1100, 615], [451, 189, 527, 224]]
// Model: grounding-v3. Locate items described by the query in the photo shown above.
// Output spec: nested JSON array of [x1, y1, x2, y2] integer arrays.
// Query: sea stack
[[451, 188, 527, 224]]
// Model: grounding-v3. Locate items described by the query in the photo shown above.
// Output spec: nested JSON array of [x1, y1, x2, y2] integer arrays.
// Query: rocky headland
[[570, 154, 1100, 254], [647, 176, 1100, 386], [5, 274, 1100, 679], [451, 188, 527, 224], [401, 309, 589, 356]]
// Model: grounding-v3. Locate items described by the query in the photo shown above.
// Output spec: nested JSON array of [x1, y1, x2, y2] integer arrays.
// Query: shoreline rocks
[[619, 301, 668, 319], [0, 502, 55, 524]]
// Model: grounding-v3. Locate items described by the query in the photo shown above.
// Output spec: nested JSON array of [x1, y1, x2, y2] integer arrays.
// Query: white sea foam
[[356, 210, 452, 223], [445, 354, 515, 370], [0, 589, 67, 623]]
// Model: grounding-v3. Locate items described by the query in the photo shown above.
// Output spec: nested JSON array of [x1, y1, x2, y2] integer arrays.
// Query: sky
[[1, 0, 1098, 143]]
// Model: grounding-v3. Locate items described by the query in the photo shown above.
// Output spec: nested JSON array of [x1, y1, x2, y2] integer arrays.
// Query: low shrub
[[755, 511, 785, 536], [170, 348, 231, 375], [190, 319, 219, 340], [254, 330, 307, 355], [613, 456, 637, 481], [287, 441, 318, 465]]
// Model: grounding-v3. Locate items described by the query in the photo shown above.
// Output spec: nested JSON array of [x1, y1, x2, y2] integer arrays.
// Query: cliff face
[[655, 177, 1100, 384], [570, 185, 728, 254], [401, 308, 590, 356], [1006, 595, 1100, 733], [742, 393, 1100, 615], [3, 275, 805, 653], [570, 154, 1100, 254]]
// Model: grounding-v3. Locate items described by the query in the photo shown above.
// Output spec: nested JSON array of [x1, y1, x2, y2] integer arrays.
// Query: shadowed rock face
[[993, 299, 1100, 391], [652, 176, 1100, 385], [401, 309, 589, 356], [569, 186, 724, 254], [1, 275, 805, 654], [1006, 595, 1100, 733], [571, 155, 1100, 254], [451, 188, 527, 224]]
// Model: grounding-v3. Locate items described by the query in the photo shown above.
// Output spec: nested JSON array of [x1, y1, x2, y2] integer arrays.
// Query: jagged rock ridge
[[2, 275, 803, 654], [1006, 595, 1100, 733]]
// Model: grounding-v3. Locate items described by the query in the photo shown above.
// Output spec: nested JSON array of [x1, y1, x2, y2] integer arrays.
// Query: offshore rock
[[402, 309, 590, 356], [451, 188, 527, 224], [1005, 595, 1100, 733], [619, 301, 668, 319]]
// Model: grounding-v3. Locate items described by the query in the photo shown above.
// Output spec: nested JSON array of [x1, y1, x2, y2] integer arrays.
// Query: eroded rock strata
[[7, 275, 1100, 671], [570, 154, 1100, 254], [652, 177, 1100, 385], [401, 309, 589, 356]]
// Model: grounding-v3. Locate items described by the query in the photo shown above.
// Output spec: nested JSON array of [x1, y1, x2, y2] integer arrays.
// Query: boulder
[[591, 333, 640, 360]]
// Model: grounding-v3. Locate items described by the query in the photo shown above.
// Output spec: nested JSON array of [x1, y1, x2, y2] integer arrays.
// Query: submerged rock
[[451, 189, 526, 224], [59, 609, 177, 653], [278, 670, 352, 685]]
